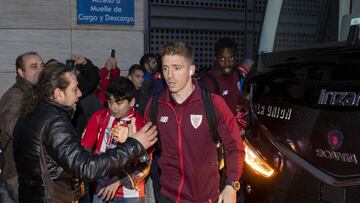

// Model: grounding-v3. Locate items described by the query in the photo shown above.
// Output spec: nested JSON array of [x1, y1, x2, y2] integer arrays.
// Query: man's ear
[[53, 88, 65, 103], [189, 65, 196, 76], [17, 68, 24, 78]]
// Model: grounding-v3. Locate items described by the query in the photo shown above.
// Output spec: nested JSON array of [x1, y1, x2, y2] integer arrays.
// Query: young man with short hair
[[128, 64, 145, 90], [140, 54, 158, 81], [128, 64, 146, 115], [202, 38, 249, 117], [144, 41, 245, 203]]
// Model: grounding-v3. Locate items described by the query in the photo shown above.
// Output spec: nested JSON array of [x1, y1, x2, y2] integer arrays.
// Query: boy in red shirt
[[82, 77, 149, 203]]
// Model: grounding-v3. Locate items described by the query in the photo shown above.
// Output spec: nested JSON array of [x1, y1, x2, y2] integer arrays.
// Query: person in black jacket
[[12, 62, 158, 203], [46, 55, 104, 136], [69, 54, 104, 136]]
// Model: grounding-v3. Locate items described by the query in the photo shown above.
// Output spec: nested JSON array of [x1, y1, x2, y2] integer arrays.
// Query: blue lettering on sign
[[77, 0, 134, 25]]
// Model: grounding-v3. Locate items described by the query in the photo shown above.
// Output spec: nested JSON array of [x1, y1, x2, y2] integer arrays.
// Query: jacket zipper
[[160, 101, 185, 203], [176, 120, 184, 203]]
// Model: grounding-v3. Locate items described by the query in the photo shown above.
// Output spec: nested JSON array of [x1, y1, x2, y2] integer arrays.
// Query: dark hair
[[20, 62, 73, 115], [214, 37, 237, 56], [105, 77, 136, 102], [161, 41, 193, 63], [139, 53, 157, 67], [155, 53, 162, 70], [128, 64, 144, 76], [15, 51, 40, 71], [44, 58, 59, 67]]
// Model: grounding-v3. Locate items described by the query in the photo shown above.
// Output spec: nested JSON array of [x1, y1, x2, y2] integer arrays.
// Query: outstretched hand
[[130, 121, 157, 150]]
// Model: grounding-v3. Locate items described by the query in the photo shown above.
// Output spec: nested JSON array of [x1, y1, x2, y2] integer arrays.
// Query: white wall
[[0, 0, 145, 96]]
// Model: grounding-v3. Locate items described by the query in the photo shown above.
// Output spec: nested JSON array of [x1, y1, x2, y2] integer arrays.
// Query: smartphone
[[110, 49, 115, 58], [66, 59, 75, 70], [117, 119, 131, 127]]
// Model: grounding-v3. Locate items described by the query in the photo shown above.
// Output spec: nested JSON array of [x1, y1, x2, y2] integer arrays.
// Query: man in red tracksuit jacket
[[144, 41, 245, 203], [202, 38, 250, 129]]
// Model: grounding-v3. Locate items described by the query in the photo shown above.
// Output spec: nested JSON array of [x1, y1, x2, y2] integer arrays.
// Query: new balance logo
[[160, 116, 168, 123]]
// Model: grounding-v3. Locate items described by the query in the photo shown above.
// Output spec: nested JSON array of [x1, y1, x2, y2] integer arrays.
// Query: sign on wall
[[77, 0, 134, 25]]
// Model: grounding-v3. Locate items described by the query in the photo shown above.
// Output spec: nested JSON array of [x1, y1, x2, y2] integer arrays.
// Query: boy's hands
[[111, 118, 158, 149], [111, 125, 128, 143]]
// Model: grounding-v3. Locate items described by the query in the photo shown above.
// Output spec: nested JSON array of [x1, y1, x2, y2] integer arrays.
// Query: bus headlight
[[244, 139, 274, 177]]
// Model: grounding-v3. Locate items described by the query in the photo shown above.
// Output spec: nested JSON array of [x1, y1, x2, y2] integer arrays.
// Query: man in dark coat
[[0, 51, 44, 202], [13, 62, 157, 202]]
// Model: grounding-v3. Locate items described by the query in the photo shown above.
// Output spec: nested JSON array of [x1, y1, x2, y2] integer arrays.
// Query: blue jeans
[[0, 177, 16, 203]]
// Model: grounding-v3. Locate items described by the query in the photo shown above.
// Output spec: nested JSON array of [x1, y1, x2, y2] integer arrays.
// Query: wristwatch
[[225, 180, 241, 191]]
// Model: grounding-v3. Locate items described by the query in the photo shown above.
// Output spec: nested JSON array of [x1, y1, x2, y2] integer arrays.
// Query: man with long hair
[[13, 62, 157, 202]]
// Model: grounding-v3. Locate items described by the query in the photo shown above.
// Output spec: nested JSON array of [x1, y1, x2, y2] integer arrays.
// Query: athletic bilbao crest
[[190, 114, 202, 129]]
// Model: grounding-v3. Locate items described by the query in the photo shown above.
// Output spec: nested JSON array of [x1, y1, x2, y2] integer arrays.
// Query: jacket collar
[[14, 75, 33, 91], [211, 67, 236, 79], [44, 98, 75, 119], [160, 79, 202, 106]]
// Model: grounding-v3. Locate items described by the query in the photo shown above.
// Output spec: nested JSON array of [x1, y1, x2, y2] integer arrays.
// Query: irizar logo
[[318, 89, 360, 107], [315, 149, 358, 164]]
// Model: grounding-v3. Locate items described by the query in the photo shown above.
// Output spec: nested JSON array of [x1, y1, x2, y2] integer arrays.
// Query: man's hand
[[71, 54, 87, 65], [218, 185, 237, 203], [129, 120, 157, 150]]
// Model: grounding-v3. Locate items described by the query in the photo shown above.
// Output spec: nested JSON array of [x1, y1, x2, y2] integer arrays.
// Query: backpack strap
[[202, 73, 220, 95], [200, 88, 219, 143], [200, 88, 225, 170], [137, 80, 151, 116], [150, 95, 162, 154], [150, 95, 159, 125]]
